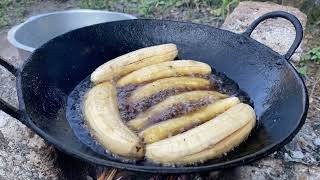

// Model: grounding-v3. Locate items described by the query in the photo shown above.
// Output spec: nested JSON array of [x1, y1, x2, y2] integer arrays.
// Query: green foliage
[[80, 0, 110, 9], [297, 66, 307, 75], [137, 0, 186, 16], [0, 0, 36, 28], [0, 0, 13, 27], [298, 47, 320, 75], [136, 0, 237, 17], [210, 0, 239, 17], [78, 0, 239, 18], [0, 0, 13, 7], [302, 47, 320, 64], [137, 0, 159, 16], [301, 1, 320, 25]]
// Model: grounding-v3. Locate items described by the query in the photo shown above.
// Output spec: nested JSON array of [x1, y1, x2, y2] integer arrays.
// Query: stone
[[293, 163, 320, 180], [0, 116, 7, 128], [290, 151, 304, 159], [0, 29, 22, 69], [313, 138, 320, 146], [221, 1, 307, 62], [0, 30, 19, 110], [273, 119, 320, 165], [0, 65, 18, 110], [0, 111, 62, 179], [210, 158, 320, 179]]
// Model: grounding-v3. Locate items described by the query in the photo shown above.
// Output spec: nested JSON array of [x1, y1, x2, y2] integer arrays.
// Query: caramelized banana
[[84, 82, 144, 158], [127, 90, 228, 130], [140, 97, 240, 144], [129, 77, 210, 103], [117, 60, 211, 87], [145, 103, 255, 164], [91, 44, 177, 84]]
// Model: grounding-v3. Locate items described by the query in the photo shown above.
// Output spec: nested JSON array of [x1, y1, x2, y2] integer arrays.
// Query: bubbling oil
[[66, 70, 252, 165], [66, 77, 139, 163]]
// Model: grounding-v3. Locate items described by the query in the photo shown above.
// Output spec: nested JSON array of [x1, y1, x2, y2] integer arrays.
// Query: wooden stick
[[105, 169, 118, 180]]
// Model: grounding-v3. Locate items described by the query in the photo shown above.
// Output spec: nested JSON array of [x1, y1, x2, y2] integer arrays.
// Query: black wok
[[0, 11, 308, 174]]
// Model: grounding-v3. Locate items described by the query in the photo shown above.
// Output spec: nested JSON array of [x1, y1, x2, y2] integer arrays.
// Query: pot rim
[[7, 9, 137, 52]]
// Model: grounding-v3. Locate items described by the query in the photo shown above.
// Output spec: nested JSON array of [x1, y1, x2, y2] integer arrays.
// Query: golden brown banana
[[84, 82, 144, 158], [129, 77, 210, 103], [127, 91, 228, 130], [172, 117, 255, 165], [140, 97, 240, 144], [145, 103, 255, 164], [91, 44, 177, 84], [117, 60, 211, 87]]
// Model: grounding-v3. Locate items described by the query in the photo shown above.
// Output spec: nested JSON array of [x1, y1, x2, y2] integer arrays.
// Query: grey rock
[[292, 163, 320, 180], [219, 158, 320, 180], [0, 65, 18, 110], [221, 1, 307, 62], [0, 30, 19, 110], [313, 138, 320, 146], [0, 156, 7, 169], [0, 111, 62, 179], [0, 29, 22, 68], [290, 151, 304, 159], [273, 119, 320, 165]]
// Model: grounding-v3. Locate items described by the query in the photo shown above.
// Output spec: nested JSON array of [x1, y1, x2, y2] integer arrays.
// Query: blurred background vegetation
[[1, 0, 320, 28], [80, 0, 320, 25]]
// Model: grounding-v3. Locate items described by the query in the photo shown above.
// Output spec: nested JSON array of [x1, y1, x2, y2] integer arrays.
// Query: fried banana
[[140, 97, 240, 144], [117, 60, 211, 87], [175, 117, 255, 165], [84, 82, 144, 158], [91, 44, 177, 84], [129, 77, 210, 103], [145, 103, 256, 164], [127, 90, 227, 130]]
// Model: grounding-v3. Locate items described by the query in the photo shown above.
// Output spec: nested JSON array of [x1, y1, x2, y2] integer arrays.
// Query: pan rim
[[16, 19, 309, 173]]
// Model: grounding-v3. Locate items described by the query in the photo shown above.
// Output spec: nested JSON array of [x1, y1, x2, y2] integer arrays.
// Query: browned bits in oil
[[117, 84, 138, 121], [66, 71, 252, 162], [117, 86, 210, 122], [145, 97, 213, 127], [116, 74, 252, 128]]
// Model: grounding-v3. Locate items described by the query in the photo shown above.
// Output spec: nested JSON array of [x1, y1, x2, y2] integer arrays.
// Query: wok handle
[[243, 11, 303, 60], [0, 56, 21, 120]]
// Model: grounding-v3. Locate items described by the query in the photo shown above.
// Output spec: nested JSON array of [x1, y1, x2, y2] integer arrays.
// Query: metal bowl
[[7, 9, 136, 60]]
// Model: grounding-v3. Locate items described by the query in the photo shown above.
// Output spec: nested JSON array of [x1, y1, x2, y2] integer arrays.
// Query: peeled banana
[[127, 90, 228, 130], [173, 117, 255, 165], [129, 77, 210, 103], [84, 82, 144, 158], [91, 44, 177, 84], [145, 103, 256, 164], [116, 60, 211, 87], [85, 44, 256, 164], [140, 97, 240, 144]]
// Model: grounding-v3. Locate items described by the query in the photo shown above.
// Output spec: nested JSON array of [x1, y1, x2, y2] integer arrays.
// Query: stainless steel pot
[[7, 9, 136, 60]]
